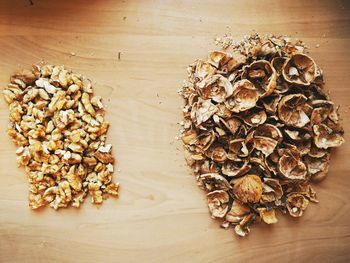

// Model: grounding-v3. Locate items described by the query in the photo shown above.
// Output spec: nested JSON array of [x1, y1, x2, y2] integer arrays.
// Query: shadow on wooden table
[[0, 0, 129, 33]]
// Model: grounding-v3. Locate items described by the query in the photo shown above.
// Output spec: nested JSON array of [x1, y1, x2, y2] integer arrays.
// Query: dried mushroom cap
[[287, 193, 309, 217], [278, 148, 307, 180], [313, 124, 345, 149], [278, 94, 310, 127], [282, 54, 317, 86], [232, 174, 262, 203], [242, 60, 277, 97], [198, 75, 233, 103], [180, 34, 344, 237], [207, 190, 230, 218]]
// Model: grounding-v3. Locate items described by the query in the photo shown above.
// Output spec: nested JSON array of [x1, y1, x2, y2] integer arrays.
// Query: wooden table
[[0, 0, 349, 262]]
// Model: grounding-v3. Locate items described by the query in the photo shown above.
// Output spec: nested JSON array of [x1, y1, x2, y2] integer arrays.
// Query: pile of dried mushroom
[[3, 65, 119, 209], [179, 34, 344, 236]]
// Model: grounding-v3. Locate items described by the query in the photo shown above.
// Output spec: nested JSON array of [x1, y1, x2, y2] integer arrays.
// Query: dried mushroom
[[179, 34, 344, 237], [3, 65, 119, 209]]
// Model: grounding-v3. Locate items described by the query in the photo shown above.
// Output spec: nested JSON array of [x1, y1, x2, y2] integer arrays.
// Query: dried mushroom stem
[[179, 33, 344, 237], [3, 65, 119, 210]]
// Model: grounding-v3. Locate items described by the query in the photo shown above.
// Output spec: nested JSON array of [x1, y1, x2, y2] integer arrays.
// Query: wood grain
[[0, 0, 349, 262]]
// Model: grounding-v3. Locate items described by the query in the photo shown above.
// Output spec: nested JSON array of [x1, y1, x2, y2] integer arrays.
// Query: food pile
[[3, 65, 119, 209], [179, 34, 344, 236]]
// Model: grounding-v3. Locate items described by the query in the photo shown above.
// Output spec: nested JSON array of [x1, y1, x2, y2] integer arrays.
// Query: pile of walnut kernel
[[179, 34, 344, 237], [3, 65, 119, 209]]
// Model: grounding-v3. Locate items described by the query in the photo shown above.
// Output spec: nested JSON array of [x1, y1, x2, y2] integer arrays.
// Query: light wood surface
[[0, 0, 349, 262]]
